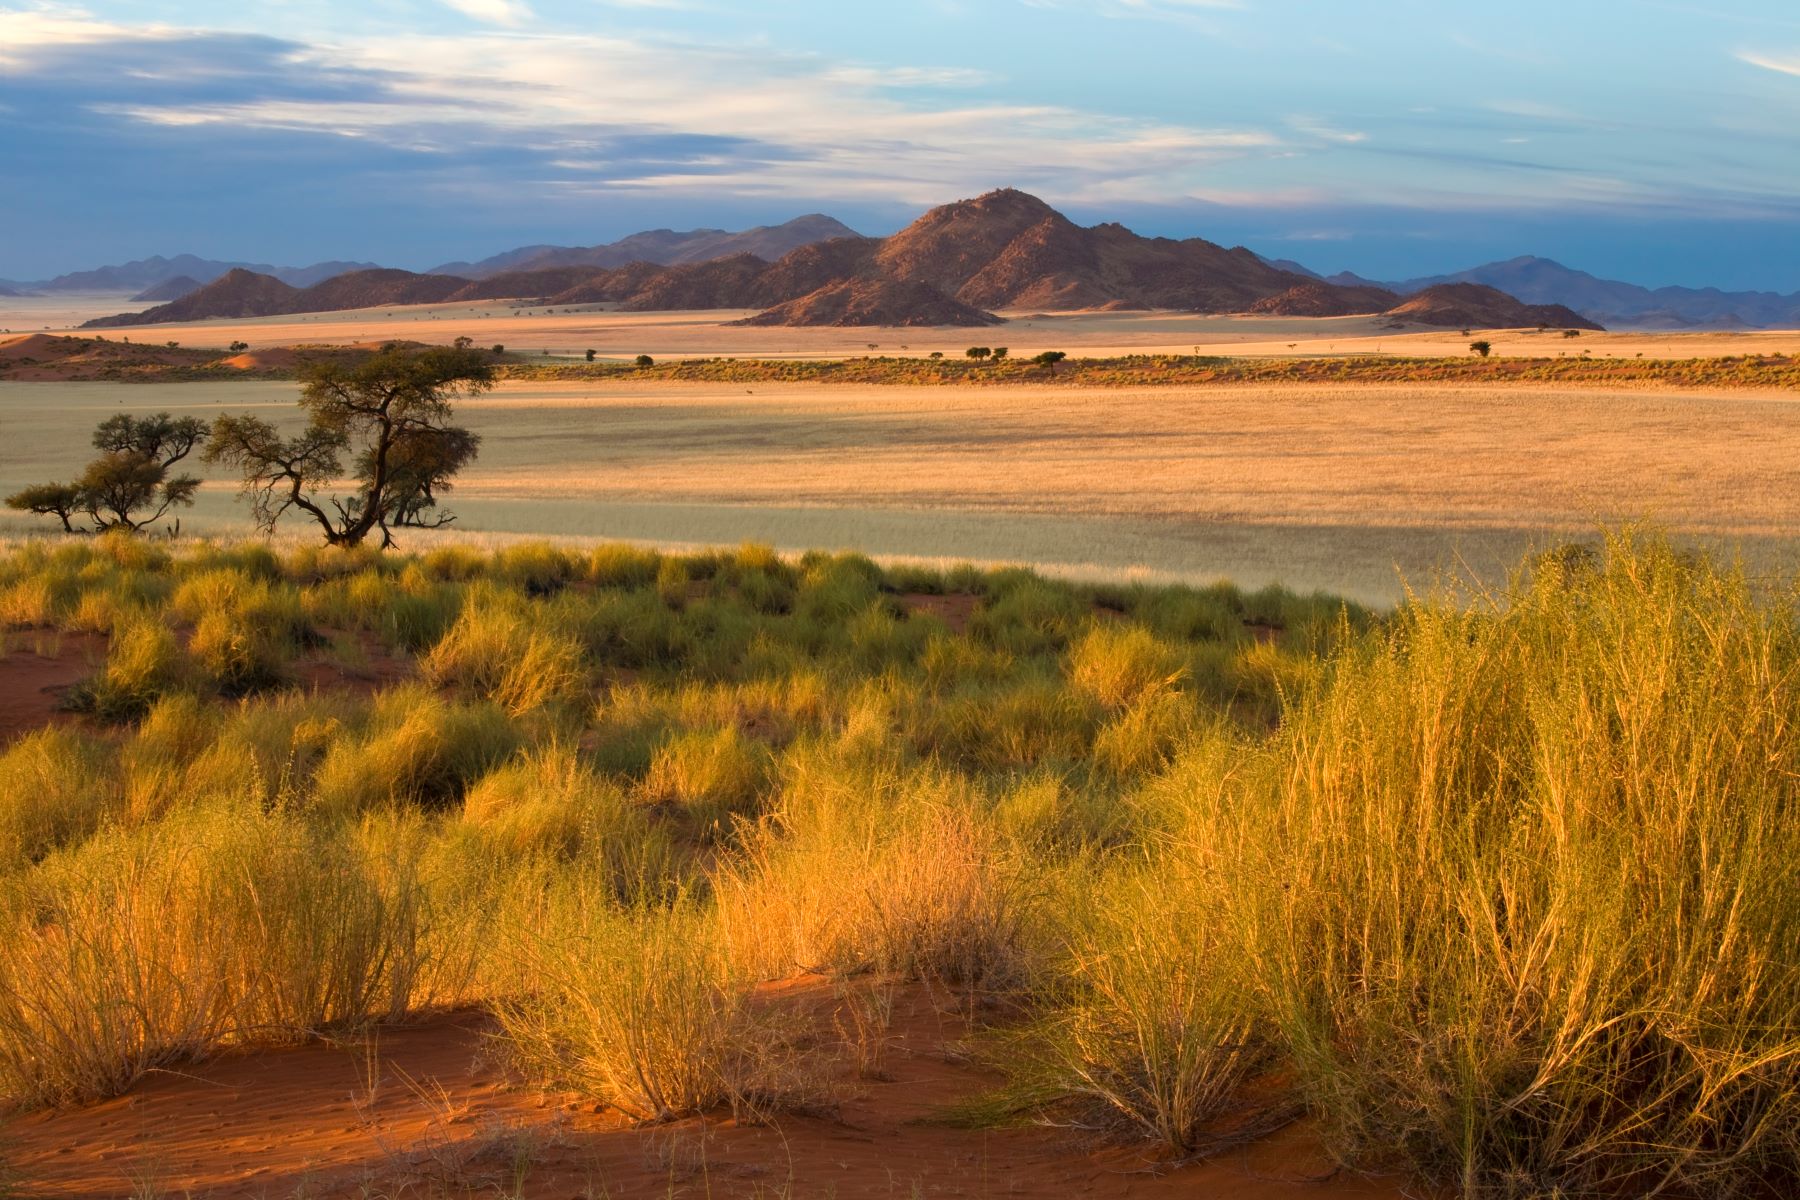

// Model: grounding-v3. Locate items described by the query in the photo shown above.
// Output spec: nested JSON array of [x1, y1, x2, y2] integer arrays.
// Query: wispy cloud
[[1738, 49, 1800, 76], [440, 0, 534, 26], [0, 10, 1285, 211]]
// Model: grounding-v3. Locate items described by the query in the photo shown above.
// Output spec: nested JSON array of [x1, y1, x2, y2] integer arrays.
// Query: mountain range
[[16, 204, 1797, 330], [1270, 256, 1800, 330], [427, 215, 862, 278], [83, 190, 1602, 332], [0, 254, 384, 295]]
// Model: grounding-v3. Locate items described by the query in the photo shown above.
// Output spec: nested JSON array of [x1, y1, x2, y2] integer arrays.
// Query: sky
[[2, 1, 1799, 289]]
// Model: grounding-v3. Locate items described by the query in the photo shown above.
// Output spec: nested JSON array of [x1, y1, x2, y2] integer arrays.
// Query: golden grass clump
[[717, 754, 1024, 987], [0, 805, 436, 1108], [639, 726, 772, 836], [310, 685, 520, 814], [0, 729, 118, 870], [494, 895, 813, 1122], [420, 593, 588, 716], [460, 745, 680, 898], [1206, 533, 1800, 1196]]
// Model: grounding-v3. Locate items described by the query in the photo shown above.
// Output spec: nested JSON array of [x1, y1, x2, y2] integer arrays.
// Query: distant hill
[[1275, 255, 1796, 330], [88, 268, 469, 327], [13, 254, 382, 295], [131, 275, 204, 302], [1391, 256, 1800, 330], [1384, 283, 1602, 331], [432, 215, 863, 278], [89, 190, 1594, 331]]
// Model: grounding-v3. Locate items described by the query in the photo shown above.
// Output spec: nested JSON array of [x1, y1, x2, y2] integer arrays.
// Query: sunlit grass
[[0, 531, 1794, 1197]]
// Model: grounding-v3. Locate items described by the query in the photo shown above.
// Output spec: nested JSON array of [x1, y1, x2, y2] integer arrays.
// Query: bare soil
[[0, 630, 105, 742], [5, 978, 1418, 1199]]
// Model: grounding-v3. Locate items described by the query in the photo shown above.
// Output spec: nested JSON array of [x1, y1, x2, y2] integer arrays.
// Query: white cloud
[[0, 7, 170, 64], [16, 13, 1286, 209], [440, 0, 533, 28], [1738, 50, 1800, 77], [1288, 117, 1367, 144]]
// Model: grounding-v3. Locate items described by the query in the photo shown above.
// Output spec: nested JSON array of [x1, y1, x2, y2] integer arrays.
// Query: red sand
[[899, 592, 978, 635], [4, 979, 1419, 1199], [0, 630, 104, 743]]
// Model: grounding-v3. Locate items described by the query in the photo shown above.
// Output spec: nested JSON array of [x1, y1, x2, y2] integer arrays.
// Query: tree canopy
[[202, 343, 490, 548], [5, 412, 206, 534]]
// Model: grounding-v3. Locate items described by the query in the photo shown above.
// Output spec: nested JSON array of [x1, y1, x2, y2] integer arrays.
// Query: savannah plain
[[2, 294, 1799, 1200], [6, 299, 1800, 604]]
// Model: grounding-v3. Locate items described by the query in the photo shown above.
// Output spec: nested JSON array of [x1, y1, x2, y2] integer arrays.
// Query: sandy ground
[[6, 977, 1419, 1200], [3, 377, 1796, 605], [8, 293, 1800, 363], [0, 629, 104, 742]]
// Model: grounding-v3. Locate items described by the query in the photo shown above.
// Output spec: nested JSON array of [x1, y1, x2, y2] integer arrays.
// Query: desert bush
[[492, 542, 577, 594], [918, 677, 1097, 771], [170, 568, 308, 693], [972, 574, 1086, 655], [0, 805, 434, 1108], [1067, 624, 1186, 710], [1007, 862, 1273, 1154]]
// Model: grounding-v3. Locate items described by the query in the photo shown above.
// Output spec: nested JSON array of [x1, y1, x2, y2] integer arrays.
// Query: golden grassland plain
[[3, 376, 1798, 605], [11, 293, 1800, 362], [0, 531, 1796, 1200]]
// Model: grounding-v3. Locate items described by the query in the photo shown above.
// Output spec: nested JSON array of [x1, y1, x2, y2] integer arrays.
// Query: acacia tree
[[203, 343, 490, 548], [6, 413, 205, 534]]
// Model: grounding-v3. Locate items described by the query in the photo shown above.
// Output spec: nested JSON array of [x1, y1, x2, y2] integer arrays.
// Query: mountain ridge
[[84, 190, 1604, 331], [1291, 255, 1800, 330], [430, 215, 863, 278]]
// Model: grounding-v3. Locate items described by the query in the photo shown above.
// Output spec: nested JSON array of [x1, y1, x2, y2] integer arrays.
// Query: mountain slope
[[1383, 283, 1602, 331], [131, 275, 204, 302], [730, 279, 1003, 327], [866, 189, 1378, 315], [433, 215, 862, 278]]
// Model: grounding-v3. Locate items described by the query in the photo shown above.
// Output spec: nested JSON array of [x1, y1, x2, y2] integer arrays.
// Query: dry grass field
[[9, 293, 1800, 363], [4, 376, 1798, 604]]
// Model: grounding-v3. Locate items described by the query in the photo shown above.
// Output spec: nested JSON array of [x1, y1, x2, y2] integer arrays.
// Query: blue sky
[[3, 0, 1799, 288]]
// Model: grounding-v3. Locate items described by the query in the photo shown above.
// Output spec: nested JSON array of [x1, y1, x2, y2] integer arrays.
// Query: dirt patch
[[291, 629, 413, 698], [3, 978, 1417, 1199], [1244, 621, 1284, 645], [899, 592, 979, 635], [0, 630, 105, 743]]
